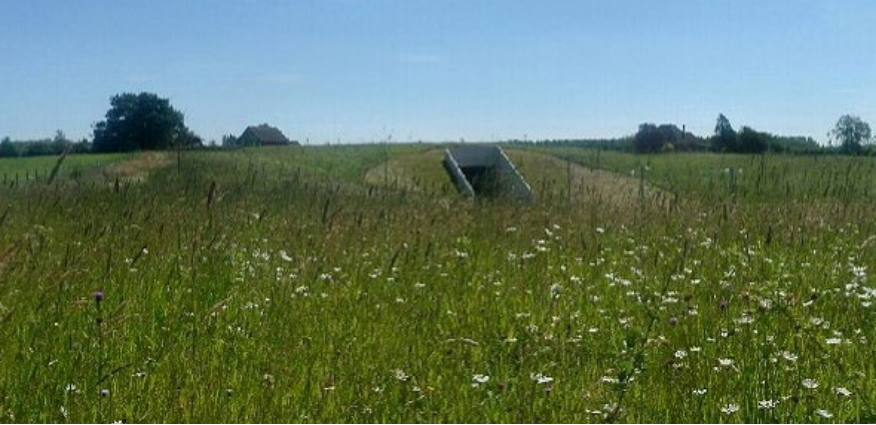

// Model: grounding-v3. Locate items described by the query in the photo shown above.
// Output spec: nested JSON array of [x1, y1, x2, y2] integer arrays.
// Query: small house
[[238, 124, 298, 146]]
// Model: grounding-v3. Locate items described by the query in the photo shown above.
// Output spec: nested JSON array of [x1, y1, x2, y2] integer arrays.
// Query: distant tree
[[70, 138, 93, 154], [52, 130, 72, 153], [737, 126, 770, 154], [180, 129, 203, 149], [634, 123, 665, 153], [830, 114, 871, 155], [712, 114, 738, 152], [22, 139, 54, 157], [92, 92, 189, 152], [657, 124, 683, 145], [221, 134, 239, 148], [0, 137, 16, 157], [771, 135, 819, 153]]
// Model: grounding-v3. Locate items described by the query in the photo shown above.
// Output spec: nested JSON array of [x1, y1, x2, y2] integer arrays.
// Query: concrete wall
[[447, 146, 500, 167], [444, 146, 533, 202], [494, 148, 535, 203], [443, 150, 476, 197]]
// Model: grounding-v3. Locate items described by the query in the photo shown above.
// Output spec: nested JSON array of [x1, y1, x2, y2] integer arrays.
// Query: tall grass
[[526, 146, 876, 205], [0, 146, 874, 422]]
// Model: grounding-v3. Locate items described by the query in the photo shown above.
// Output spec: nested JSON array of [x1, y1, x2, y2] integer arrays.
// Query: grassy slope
[[0, 146, 874, 422]]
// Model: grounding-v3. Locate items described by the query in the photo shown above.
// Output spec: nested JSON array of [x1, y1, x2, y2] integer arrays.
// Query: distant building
[[237, 124, 299, 146]]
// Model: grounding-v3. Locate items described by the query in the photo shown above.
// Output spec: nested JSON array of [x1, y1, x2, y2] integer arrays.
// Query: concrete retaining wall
[[444, 146, 534, 202]]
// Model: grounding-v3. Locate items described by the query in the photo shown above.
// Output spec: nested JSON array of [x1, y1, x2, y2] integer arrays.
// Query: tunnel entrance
[[460, 165, 501, 197], [444, 146, 533, 202]]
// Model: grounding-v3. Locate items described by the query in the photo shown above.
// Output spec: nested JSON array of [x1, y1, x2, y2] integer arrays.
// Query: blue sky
[[2, 0, 875, 144]]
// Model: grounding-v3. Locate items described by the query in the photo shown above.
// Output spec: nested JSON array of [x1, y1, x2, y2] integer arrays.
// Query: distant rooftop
[[239, 124, 297, 146]]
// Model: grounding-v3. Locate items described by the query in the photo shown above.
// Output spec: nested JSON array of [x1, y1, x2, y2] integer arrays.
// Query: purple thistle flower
[[93, 291, 105, 302]]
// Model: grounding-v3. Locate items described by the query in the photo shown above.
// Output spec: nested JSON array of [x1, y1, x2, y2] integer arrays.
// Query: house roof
[[241, 124, 290, 144]]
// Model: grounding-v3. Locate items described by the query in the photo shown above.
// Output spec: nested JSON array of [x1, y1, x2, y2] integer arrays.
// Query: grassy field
[[0, 145, 875, 422], [0, 153, 135, 185], [525, 146, 876, 204]]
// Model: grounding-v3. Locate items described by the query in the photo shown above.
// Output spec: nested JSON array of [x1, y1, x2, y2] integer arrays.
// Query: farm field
[[1, 145, 875, 422], [0, 153, 136, 185]]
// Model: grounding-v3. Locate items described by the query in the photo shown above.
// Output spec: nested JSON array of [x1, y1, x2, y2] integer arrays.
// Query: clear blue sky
[[2, 0, 875, 144]]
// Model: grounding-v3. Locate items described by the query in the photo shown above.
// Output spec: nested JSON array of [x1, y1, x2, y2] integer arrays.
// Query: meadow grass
[[525, 146, 876, 205], [0, 153, 134, 185], [0, 146, 874, 422]]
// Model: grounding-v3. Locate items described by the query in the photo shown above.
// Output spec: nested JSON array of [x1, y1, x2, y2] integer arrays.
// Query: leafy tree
[[634, 123, 664, 153], [221, 134, 240, 148], [830, 114, 871, 155], [737, 126, 770, 154], [52, 130, 72, 153], [180, 129, 204, 149], [712, 114, 738, 152], [92, 92, 189, 152], [0, 137, 17, 157]]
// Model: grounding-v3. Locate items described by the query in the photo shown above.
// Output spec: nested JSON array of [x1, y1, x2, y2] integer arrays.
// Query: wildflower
[[718, 358, 734, 367], [393, 369, 409, 382], [530, 372, 554, 384], [472, 374, 490, 388], [65, 384, 79, 394], [781, 351, 798, 362], [758, 399, 778, 410], [550, 283, 563, 299], [59, 406, 68, 420], [100, 389, 110, 398], [692, 388, 707, 396], [826, 337, 842, 345], [674, 350, 687, 359], [600, 376, 619, 384], [279, 250, 293, 262], [93, 291, 105, 302], [262, 374, 275, 386], [720, 403, 740, 414], [736, 314, 755, 325], [834, 387, 852, 397], [802, 378, 819, 389], [815, 409, 833, 418]]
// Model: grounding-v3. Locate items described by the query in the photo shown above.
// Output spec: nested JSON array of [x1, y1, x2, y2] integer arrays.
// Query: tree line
[[2, 92, 203, 157], [0, 131, 91, 158], [632, 113, 870, 155]]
